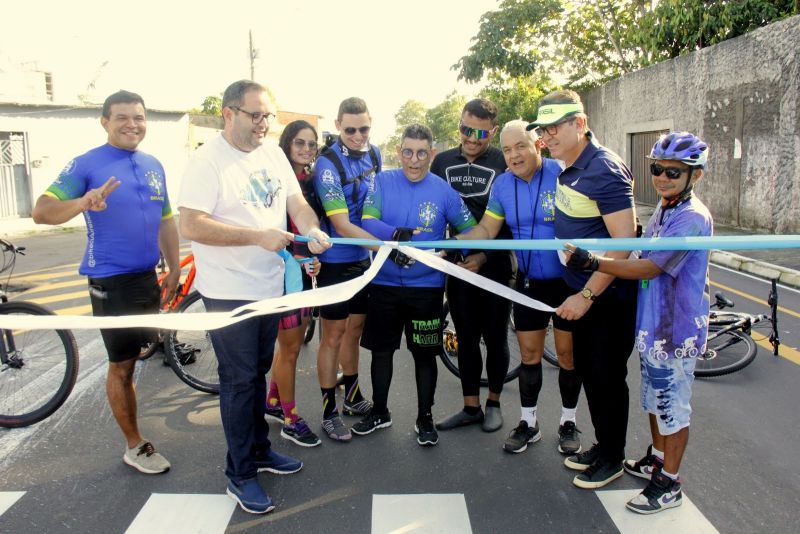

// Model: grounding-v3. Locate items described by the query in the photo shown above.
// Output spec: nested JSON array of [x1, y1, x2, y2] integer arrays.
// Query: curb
[[710, 251, 800, 289]]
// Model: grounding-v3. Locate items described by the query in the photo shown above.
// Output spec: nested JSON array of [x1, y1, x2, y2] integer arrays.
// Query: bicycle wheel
[[542, 323, 559, 367], [0, 302, 79, 428], [439, 300, 521, 387], [694, 325, 757, 377], [303, 308, 318, 345], [165, 292, 220, 394]]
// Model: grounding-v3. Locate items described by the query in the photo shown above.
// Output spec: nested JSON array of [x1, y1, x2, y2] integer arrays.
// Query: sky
[[0, 0, 498, 143]]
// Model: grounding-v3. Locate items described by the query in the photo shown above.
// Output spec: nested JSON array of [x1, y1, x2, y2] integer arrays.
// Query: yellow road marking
[[55, 304, 92, 316], [711, 280, 800, 319], [10, 269, 80, 283], [7, 262, 80, 278], [26, 291, 87, 305], [21, 279, 86, 294]]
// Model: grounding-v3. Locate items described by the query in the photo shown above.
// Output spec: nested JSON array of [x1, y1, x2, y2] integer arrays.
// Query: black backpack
[[302, 142, 381, 222]]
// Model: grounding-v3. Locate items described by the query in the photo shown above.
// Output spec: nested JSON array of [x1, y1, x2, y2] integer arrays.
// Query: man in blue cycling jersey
[[32, 90, 180, 475], [352, 124, 476, 446], [312, 97, 381, 442], [565, 131, 712, 515], [178, 80, 330, 514], [455, 120, 583, 455]]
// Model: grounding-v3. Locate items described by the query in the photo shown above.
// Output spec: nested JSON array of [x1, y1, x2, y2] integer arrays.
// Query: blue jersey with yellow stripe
[[45, 144, 172, 277]]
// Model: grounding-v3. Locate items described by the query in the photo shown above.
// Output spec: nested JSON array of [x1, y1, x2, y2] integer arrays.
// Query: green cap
[[526, 103, 584, 129]]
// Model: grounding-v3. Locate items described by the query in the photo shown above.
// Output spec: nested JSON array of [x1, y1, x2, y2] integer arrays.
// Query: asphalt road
[[1, 232, 799, 533]]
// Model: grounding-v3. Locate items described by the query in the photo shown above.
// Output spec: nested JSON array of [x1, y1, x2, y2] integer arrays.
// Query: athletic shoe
[[573, 459, 624, 489], [435, 409, 484, 431], [482, 406, 504, 433], [226, 478, 274, 514], [123, 441, 170, 474], [254, 449, 303, 475], [321, 413, 352, 442], [624, 445, 664, 480], [264, 404, 284, 423], [280, 419, 321, 448], [342, 398, 374, 417], [351, 410, 393, 436], [564, 443, 600, 471], [415, 415, 439, 446], [503, 420, 542, 453], [557, 421, 582, 455], [626, 472, 683, 514]]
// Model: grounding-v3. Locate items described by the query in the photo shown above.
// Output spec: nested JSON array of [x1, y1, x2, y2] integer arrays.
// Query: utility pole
[[249, 30, 259, 80]]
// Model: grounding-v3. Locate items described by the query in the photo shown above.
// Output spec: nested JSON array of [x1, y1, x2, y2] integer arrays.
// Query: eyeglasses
[[400, 148, 430, 161], [343, 126, 371, 136], [292, 138, 318, 151], [534, 118, 575, 137], [459, 123, 494, 140], [650, 163, 688, 179], [231, 106, 276, 124]]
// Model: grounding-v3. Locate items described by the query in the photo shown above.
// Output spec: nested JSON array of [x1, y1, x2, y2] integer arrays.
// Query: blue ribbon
[[294, 234, 800, 251]]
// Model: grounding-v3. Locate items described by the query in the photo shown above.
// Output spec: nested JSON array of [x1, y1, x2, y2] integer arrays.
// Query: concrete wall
[[582, 15, 800, 233], [0, 106, 190, 218]]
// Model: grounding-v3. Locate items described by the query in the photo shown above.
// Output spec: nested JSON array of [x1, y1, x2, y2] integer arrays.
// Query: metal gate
[[629, 130, 668, 206], [0, 133, 31, 218]]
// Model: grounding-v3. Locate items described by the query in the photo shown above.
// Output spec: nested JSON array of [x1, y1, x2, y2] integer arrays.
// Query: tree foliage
[[456, 0, 795, 90], [199, 95, 222, 116], [425, 91, 467, 148], [479, 74, 556, 136]]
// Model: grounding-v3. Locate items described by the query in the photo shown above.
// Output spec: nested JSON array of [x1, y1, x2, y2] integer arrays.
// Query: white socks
[[560, 406, 577, 426], [521, 406, 537, 427]]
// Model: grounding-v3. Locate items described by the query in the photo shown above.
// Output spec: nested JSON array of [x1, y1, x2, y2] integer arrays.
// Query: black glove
[[566, 246, 600, 271], [440, 236, 465, 264], [389, 227, 416, 267], [391, 227, 415, 242]]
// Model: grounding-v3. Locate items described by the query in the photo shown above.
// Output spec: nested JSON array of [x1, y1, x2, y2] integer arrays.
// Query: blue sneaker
[[226, 478, 274, 514], [254, 449, 303, 475]]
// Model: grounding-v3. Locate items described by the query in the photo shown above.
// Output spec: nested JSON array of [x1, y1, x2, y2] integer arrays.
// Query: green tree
[[425, 91, 467, 148], [381, 99, 428, 167], [479, 73, 556, 140], [198, 95, 222, 115]]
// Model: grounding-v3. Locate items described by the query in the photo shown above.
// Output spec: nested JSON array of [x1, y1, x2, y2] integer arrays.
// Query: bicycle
[[0, 239, 79, 428], [694, 280, 780, 377], [439, 299, 559, 387]]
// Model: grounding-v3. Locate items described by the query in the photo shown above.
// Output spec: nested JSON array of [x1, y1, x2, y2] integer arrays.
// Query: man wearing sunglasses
[[563, 131, 712, 515], [431, 98, 513, 434], [354, 124, 476, 445], [527, 90, 638, 490], [312, 97, 383, 442], [178, 80, 331, 514]]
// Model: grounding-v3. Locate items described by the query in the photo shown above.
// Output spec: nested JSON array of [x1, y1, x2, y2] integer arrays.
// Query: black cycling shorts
[[513, 276, 574, 333], [361, 285, 444, 356], [316, 259, 370, 320], [88, 270, 159, 362]]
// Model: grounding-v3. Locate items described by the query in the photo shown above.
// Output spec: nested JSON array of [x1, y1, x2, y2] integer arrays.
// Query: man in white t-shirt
[[178, 80, 330, 515]]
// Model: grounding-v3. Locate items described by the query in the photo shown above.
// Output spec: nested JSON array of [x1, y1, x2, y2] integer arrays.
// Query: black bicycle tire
[[303, 310, 317, 345], [0, 301, 79, 428], [138, 339, 160, 360], [439, 300, 521, 386], [542, 324, 559, 367], [695, 325, 758, 377], [165, 292, 220, 394]]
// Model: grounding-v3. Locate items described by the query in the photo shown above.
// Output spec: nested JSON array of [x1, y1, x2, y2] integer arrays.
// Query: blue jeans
[[202, 295, 279, 483]]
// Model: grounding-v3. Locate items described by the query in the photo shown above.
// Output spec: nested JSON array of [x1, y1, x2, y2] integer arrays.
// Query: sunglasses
[[400, 148, 430, 161], [231, 107, 275, 124], [650, 163, 688, 179], [459, 123, 493, 140], [343, 126, 371, 136], [292, 138, 318, 151]]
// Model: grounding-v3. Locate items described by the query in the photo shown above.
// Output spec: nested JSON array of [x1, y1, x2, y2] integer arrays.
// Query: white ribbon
[[0, 245, 554, 330]]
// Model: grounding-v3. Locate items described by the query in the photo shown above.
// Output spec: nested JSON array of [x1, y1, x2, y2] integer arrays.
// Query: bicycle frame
[[157, 253, 196, 311]]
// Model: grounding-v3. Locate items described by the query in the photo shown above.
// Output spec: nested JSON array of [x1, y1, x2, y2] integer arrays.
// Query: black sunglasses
[[650, 163, 688, 180], [343, 126, 371, 136]]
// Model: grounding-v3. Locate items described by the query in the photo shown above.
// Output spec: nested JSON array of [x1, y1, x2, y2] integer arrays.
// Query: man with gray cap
[[527, 90, 638, 489]]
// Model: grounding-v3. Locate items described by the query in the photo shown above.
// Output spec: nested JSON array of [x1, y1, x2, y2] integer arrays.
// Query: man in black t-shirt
[[430, 98, 512, 434]]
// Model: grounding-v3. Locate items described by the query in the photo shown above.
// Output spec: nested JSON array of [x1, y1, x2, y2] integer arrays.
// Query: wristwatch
[[580, 287, 596, 301]]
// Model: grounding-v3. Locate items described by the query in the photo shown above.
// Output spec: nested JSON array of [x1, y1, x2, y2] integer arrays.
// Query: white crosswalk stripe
[[124, 493, 236, 534], [372, 494, 473, 534], [596, 489, 719, 533], [0, 491, 25, 517]]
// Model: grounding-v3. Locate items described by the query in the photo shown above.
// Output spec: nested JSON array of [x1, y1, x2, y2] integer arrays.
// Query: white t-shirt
[[177, 134, 301, 300]]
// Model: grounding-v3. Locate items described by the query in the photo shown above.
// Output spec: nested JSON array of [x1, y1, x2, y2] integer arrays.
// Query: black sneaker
[[415, 415, 439, 446], [564, 443, 600, 471], [626, 472, 683, 514], [623, 445, 664, 480], [342, 398, 374, 417], [503, 421, 541, 453], [573, 458, 624, 489], [557, 421, 582, 455], [351, 410, 392, 436], [264, 404, 284, 424], [280, 419, 322, 448]]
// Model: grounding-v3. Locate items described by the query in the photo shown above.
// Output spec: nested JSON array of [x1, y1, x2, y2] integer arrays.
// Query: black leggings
[[371, 349, 438, 418], [446, 273, 512, 396]]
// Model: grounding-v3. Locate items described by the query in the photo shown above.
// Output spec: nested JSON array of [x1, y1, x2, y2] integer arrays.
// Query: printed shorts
[[640, 351, 697, 435]]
